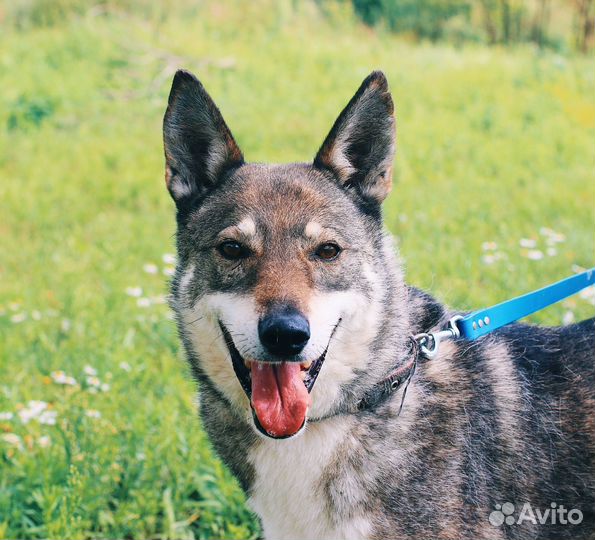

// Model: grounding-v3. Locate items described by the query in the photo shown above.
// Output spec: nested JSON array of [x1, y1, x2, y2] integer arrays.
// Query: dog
[[162, 70, 595, 540]]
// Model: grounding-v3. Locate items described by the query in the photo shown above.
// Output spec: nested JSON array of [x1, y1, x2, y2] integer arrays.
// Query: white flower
[[546, 247, 557, 257], [37, 435, 52, 448], [163, 266, 175, 277], [526, 250, 544, 260], [1, 433, 23, 449], [579, 287, 595, 306], [137, 297, 151, 308], [18, 400, 48, 423], [540, 227, 565, 244], [31, 310, 42, 321], [85, 409, 101, 419], [18, 401, 57, 426], [10, 313, 26, 323], [482, 251, 505, 265], [162, 253, 176, 265], [86, 376, 101, 387], [143, 263, 158, 274], [481, 241, 498, 251], [119, 361, 132, 372], [83, 365, 97, 376], [562, 311, 575, 325], [519, 238, 537, 248], [548, 233, 566, 244], [0, 412, 13, 421], [51, 370, 78, 386], [61, 319, 71, 332], [136, 452, 146, 461], [87, 376, 109, 391], [125, 287, 143, 298], [29, 400, 48, 412], [38, 410, 57, 425]]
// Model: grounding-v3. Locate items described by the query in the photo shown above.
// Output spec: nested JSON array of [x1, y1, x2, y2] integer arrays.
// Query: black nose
[[258, 306, 310, 356]]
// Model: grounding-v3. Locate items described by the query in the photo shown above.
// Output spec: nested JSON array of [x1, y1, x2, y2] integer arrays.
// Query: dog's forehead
[[198, 163, 361, 237], [236, 163, 338, 217]]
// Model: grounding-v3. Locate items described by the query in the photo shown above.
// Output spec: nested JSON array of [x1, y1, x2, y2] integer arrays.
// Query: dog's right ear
[[163, 70, 244, 204]]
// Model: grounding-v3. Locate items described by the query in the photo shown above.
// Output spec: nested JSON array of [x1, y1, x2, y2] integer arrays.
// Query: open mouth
[[219, 320, 340, 439]]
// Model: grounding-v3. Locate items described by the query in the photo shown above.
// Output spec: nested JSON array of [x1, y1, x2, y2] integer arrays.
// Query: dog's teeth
[[299, 370, 306, 380], [301, 360, 312, 370]]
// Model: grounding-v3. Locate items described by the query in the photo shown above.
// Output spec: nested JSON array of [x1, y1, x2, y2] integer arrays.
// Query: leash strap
[[458, 268, 595, 340], [416, 268, 595, 358]]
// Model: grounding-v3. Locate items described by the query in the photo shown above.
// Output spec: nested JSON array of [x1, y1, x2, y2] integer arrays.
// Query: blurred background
[[0, 1, 593, 538]]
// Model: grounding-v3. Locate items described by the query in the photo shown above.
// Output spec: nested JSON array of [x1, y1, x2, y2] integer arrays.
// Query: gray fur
[[164, 70, 595, 539]]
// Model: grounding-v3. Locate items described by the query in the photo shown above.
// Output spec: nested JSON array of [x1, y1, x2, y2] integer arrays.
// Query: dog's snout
[[258, 306, 310, 356]]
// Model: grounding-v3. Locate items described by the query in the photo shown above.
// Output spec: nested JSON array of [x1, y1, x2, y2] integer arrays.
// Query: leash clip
[[414, 315, 463, 359]]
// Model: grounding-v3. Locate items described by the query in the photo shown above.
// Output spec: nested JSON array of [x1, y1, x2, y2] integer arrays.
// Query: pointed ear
[[163, 70, 244, 204], [314, 71, 395, 204]]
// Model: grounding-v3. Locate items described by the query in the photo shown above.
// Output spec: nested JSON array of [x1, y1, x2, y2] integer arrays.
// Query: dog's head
[[164, 70, 404, 439]]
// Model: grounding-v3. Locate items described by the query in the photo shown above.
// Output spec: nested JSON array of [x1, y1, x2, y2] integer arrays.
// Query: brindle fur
[[163, 70, 595, 540]]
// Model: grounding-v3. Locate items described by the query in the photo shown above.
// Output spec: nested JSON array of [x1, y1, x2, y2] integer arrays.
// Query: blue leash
[[416, 268, 595, 358]]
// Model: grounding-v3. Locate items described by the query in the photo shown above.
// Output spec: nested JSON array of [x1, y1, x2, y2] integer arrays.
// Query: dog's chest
[[247, 417, 371, 540]]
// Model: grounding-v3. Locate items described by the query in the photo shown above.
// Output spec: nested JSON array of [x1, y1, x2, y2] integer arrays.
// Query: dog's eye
[[315, 243, 341, 261], [217, 241, 249, 260]]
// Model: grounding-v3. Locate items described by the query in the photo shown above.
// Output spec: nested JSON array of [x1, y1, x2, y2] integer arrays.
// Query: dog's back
[[372, 294, 595, 539], [503, 318, 595, 534]]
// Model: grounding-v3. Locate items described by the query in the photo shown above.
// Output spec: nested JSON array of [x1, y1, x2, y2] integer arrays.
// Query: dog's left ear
[[314, 71, 395, 204]]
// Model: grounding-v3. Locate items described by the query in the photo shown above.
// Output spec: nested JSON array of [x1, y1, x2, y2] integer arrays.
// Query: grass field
[[0, 1, 593, 538]]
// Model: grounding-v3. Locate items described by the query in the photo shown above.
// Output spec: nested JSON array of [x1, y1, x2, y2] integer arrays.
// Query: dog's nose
[[258, 306, 310, 356]]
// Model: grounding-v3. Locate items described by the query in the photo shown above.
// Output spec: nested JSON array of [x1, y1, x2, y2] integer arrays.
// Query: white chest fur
[[248, 416, 371, 540]]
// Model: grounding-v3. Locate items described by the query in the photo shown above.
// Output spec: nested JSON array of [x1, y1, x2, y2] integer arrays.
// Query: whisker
[[185, 315, 204, 325]]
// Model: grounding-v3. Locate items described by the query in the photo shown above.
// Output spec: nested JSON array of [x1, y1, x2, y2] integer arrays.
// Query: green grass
[[0, 1, 593, 538]]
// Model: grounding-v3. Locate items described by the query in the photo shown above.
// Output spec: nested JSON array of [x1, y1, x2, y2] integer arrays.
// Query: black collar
[[310, 336, 420, 422], [355, 335, 419, 414]]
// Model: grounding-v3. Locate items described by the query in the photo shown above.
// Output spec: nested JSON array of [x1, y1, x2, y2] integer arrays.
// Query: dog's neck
[[297, 229, 444, 423]]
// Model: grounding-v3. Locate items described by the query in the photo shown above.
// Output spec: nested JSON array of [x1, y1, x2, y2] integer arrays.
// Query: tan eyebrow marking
[[236, 216, 256, 237], [304, 221, 322, 239], [219, 216, 257, 240]]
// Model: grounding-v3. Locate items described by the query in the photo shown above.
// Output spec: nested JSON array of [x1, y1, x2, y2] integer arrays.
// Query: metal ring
[[448, 315, 464, 338]]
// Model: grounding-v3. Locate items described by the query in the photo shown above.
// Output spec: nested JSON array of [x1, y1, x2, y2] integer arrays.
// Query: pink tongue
[[251, 362, 310, 438]]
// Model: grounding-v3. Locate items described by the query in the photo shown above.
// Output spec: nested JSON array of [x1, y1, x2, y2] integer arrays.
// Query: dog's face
[[164, 71, 398, 439]]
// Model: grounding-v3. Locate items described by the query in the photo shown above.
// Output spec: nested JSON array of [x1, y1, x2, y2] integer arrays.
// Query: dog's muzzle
[[219, 319, 341, 439]]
